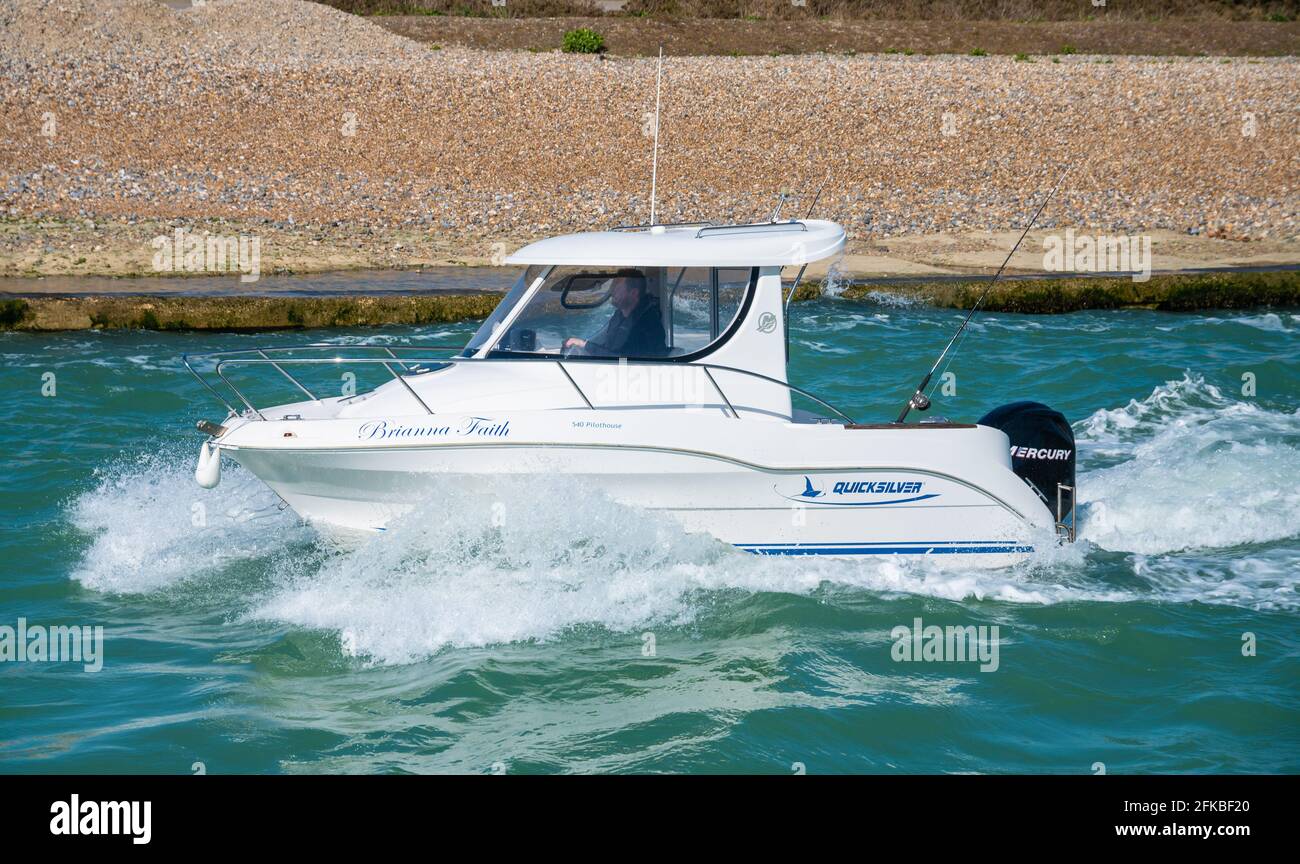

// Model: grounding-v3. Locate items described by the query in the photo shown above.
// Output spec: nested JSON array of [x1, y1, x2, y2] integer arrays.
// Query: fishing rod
[[771, 176, 827, 223], [894, 165, 1071, 424], [781, 176, 832, 362], [804, 177, 828, 220]]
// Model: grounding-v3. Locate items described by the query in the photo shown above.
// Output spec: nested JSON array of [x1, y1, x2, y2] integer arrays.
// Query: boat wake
[[1076, 372, 1300, 554], [245, 481, 1097, 664], [1074, 372, 1300, 611], [65, 372, 1298, 663]]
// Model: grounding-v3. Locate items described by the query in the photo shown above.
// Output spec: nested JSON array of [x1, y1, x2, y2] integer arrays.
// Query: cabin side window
[[667, 267, 750, 354], [716, 268, 749, 338]]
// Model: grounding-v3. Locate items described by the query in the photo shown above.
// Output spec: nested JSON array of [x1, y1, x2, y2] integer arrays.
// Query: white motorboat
[[186, 219, 1077, 566]]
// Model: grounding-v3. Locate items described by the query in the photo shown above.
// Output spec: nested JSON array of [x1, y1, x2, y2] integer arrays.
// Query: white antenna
[[649, 45, 663, 226]]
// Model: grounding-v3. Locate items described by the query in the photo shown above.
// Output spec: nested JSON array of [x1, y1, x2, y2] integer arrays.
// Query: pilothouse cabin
[[427, 219, 848, 421]]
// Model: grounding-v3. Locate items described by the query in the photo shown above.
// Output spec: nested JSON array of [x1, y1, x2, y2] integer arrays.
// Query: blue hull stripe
[[737, 541, 1033, 556], [780, 493, 941, 507]]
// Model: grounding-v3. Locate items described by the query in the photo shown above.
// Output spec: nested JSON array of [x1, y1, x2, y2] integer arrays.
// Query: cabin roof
[[505, 219, 846, 268]]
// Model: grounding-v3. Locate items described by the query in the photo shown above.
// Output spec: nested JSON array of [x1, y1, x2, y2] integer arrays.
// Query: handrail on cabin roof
[[605, 219, 810, 239]]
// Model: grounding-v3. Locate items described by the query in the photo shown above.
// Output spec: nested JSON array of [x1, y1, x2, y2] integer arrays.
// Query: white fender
[[195, 440, 221, 488]]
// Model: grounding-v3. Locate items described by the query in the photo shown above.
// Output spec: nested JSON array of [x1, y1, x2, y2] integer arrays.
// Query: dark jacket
[[583, 298, 668, 358]]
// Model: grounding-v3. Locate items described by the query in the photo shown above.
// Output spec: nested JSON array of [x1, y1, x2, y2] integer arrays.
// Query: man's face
[[611, 277, 640, 310]]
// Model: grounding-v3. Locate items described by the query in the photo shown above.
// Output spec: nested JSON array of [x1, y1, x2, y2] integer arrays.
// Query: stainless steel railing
[[182, 343, 858, 425], [182, 343, 464, 420], [695, 221, 807, 239]]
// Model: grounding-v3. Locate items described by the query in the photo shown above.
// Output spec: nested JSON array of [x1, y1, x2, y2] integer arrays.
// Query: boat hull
[[217, 410, 1055, 567]]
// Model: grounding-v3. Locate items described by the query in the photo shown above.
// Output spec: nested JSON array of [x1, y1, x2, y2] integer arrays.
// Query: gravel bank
[[831, 270, 1300, 313], [0, 292, 500, 331], [1, 0, 1296, 254]]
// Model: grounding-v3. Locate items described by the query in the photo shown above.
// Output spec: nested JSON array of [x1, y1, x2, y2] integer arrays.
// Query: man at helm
[[564, 269, 667, 358]]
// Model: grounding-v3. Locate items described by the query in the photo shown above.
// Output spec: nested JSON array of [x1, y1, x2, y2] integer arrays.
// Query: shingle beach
[[1, 0, 1295, 278]]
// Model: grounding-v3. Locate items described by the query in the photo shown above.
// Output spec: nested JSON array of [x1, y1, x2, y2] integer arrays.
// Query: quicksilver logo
[[778, 475, 939, 506], [756, 312, 777, 333], [834, 480, 923, 495], [50, 795, 151, 845]]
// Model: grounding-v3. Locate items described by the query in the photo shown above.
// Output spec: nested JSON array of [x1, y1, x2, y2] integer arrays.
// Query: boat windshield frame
[[469, 264, 758, 364], [459, 264, 553, 358]]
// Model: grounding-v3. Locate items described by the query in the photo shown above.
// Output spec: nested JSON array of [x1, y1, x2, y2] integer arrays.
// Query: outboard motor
[[977, 401, 1076, 540]]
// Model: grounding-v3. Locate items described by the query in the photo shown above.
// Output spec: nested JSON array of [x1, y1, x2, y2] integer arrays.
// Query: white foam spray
[[1076, 373, 1300, 554]]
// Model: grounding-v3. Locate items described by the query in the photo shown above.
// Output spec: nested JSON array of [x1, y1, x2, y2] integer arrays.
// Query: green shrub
[[562, 27, 605, 54], [1060, 43, 1077, 54], [0, 299, 29, 329], [1013, 52, 1033, 62], [969, 47, 988, 56]]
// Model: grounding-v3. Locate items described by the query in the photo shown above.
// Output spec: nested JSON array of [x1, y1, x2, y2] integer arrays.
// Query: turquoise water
[[2, 299, 1298, 773]]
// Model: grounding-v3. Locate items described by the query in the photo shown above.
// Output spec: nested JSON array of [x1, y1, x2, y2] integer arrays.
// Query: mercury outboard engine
[[977, 401, 1076, 539]]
